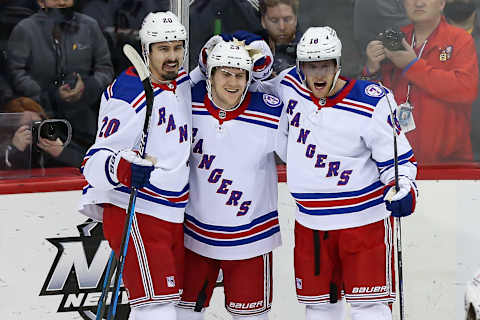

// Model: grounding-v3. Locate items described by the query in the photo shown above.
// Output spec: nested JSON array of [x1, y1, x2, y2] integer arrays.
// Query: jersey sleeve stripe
[[81, 147, 113, 173], [144, 183, 189, 197], [115, 186, 188, 208], [375, 150, 414, 169], [134, 88, 164, 113]]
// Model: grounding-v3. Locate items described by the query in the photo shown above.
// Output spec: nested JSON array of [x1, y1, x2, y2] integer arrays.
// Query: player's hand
[[108, 149, 155, 189], [37, 137, 64, 158], [11, 125, 32, 151], [384, 38, 417, 70], [243, 37, 273, 81], [229, 30, 263, 44], [365, 40, 386, 75], [383, 176, 418, 218], [198, 34, 224, 76]]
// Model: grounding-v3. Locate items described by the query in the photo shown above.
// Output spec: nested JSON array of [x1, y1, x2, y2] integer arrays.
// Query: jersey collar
[[152, 80, 177, 92], [203, 92, 252, 124]]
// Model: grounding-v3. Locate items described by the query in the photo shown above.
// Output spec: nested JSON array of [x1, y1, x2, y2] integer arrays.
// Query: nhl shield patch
[[166, 276, 176, 288], [263, 94, 282, 107], [365, 84, 385, 98], [296, 277, 303, 290]]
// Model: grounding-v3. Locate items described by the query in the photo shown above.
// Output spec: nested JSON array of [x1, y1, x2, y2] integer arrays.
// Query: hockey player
[[78, 11, 191, 320], [176, 40, 283, 320], [268, 27, 418, 320]]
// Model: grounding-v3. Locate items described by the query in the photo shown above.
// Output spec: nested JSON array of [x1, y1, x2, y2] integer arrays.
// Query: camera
[[377, 28, 405, 51], [31, 119, 72, 147]]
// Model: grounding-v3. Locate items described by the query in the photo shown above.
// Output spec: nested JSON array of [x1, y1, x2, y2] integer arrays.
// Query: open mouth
[[313, 81, 327, 91], [225, 88, 240, 94], [163, 62, 178, 70]]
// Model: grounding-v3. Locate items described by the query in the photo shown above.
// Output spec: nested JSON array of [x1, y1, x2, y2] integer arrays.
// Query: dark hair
[[259, 0, 300, 16]]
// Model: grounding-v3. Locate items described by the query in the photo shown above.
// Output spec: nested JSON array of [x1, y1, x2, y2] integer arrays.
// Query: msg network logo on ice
[[39, 220, 130, 319]]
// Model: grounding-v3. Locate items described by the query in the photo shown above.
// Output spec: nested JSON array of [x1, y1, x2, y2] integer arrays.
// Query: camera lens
[[40, 122, 58, 141]]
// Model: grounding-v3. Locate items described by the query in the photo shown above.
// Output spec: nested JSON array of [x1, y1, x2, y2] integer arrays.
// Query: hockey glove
[[198, 34, 224, 76], [228, 31, 262, 44], [383, 176, 418, 217], [108, 150, 154, 189], [230, 31, 274, 81]]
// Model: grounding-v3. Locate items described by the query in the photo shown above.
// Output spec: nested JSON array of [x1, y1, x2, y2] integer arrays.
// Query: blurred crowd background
[[0, 0, 479, 176]]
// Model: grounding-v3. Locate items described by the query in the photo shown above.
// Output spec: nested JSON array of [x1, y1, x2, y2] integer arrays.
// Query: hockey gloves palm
[[108, 150, 154, 189], [383, 176, 418, 217], [199, 31, 273, 81]]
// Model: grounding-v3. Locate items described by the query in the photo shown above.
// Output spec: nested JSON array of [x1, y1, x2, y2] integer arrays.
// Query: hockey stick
[[379, 82, 405, 320], [96, 43, 154, 320]]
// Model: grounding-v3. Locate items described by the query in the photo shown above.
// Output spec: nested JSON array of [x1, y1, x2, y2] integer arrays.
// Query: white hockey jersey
[[78, 67, 192, 223], [269, 67, 417, 230], [184, 81, 283, 260]]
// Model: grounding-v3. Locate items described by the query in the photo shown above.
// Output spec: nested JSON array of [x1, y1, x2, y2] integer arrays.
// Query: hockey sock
[[232, 313, 269, 320], [130, 303, 176, 320], [350, 302, 392, 320], [305, 301, 346, 320], [176, 306, 205, 320]]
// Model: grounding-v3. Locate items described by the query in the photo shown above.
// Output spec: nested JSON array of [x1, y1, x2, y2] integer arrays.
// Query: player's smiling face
[[301, 60, 337, 99], [149, 41, 184, 81], [211, 67, 248, 110]]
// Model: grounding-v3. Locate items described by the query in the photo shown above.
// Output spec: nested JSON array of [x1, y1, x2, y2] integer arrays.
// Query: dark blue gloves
[[383, 177, 418, 217], [109, 150, 155, 189]]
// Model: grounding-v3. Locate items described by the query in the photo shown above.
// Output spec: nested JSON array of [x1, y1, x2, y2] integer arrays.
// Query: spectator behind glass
[[0, 96, 64, 170], [258, 0, 301, 75], [81, 0, 169, 76], [298, 0, 363, 78], [0, 3, 36, 108], [364, 0, 478, 164], [353, 0, 410, 55], [444, 0, 480, 161], [6, 0, 114, 168], [189, 0, 261, 70]]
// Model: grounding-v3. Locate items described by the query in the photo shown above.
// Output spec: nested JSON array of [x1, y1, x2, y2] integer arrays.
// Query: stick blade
[[123, 44, 150, 81]]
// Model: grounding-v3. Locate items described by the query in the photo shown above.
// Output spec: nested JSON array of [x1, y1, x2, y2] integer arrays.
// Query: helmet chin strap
[[327, 67, 341, 96]]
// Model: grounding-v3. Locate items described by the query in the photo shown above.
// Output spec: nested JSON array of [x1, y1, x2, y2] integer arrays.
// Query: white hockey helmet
[[296, 26, 342, 94], [206, 41, 253, 110], [139, 11, 187, 68]]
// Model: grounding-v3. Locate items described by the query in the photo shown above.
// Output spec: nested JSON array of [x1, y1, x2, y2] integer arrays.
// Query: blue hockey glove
[[229, 30, 263, 44], [383, 176, 418, 218], [108, 150, 155, 189]]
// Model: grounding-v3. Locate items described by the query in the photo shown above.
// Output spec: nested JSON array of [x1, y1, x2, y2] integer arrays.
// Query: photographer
[[257, 0, 302, 75], [6, 0, 114, 168], [0, 97, 66, 170], [363, 0, 478, 164]]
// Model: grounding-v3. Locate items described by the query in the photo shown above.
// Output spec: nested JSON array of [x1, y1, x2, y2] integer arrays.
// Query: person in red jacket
[[364, 0, 478, 165]]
